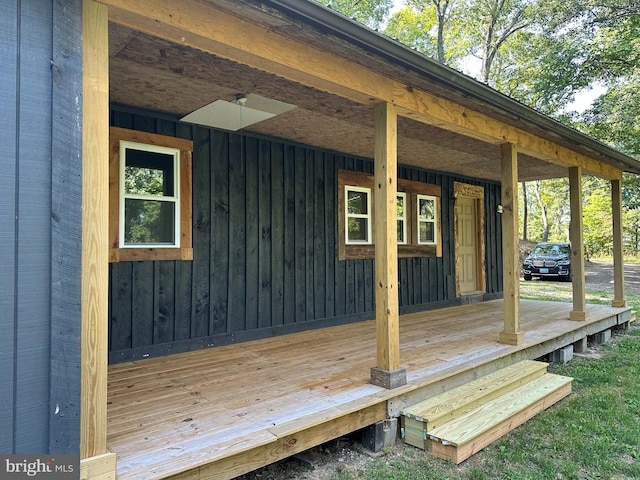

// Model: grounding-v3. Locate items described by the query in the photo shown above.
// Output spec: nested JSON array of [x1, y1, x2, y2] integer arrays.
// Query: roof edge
[[263, 0, 640, 173]]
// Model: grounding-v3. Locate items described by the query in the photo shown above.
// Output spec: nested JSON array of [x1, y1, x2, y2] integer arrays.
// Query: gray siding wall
[[0, 0, 82, 454], [109, 107, 503, 363]]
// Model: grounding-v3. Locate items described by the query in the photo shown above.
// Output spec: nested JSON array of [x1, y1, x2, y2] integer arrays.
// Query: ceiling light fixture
[[180, 93, 296, 131]]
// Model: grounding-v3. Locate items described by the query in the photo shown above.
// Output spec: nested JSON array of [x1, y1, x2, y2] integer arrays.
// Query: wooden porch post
[[611, 176, 627, 307], [569, 167, 590, 320], [499, 143, 524, 345], [370, 102, 406, 389], [80, 1, 116, 479]]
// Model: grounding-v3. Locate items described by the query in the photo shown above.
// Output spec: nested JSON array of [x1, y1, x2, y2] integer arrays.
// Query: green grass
[[332, 282, 640, 480], [520, 278, 640, 308]]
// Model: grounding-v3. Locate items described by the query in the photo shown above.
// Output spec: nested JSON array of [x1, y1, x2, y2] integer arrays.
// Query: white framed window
[[120, 141, 181, 248], [109, 127, 193, 263], [417, 194, 438, 245], [397, 192, 407, 244], [345, 186, 372, 244], [337, 170, 442, 260]]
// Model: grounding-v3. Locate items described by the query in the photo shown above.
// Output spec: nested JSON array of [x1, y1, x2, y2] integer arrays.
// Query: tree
[[581, 75, 640, 157], [386, 0, 469, 67], [468, 0, 532, 83], [323, 0, 394, 29], [582, 183, 613, 256]]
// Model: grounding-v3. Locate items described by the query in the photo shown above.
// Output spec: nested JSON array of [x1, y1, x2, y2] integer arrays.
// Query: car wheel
[[523, 275, 532, 281]]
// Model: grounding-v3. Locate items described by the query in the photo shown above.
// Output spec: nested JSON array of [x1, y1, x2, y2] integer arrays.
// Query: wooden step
[[400, 360, 572, 464], [427, 373, 572, 463], [401, 360, 548, 449]]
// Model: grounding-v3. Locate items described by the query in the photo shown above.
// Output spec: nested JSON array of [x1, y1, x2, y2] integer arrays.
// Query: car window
[[533, 244, 569, 256]]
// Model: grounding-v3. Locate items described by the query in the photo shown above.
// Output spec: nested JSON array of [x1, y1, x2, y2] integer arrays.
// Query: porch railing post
[[611, 176, 627, 308], [569, 166, 590, 320], [80, 1, 117, 479], [499, 143, 524, 345], [370, 102, 406, 389]]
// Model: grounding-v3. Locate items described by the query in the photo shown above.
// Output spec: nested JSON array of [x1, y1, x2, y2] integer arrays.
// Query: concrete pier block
[[593, 329, 612, 344], [551, 345, 574, 363], [573, 337, 588, 353]]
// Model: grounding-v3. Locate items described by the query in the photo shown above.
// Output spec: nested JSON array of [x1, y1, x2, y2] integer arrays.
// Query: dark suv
[[522, 242, 572, 281]]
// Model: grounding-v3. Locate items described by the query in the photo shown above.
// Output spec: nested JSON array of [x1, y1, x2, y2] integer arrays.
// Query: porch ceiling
[[108, 21, 567, 183]]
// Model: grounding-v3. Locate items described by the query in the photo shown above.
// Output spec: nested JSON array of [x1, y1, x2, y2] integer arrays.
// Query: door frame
[[454, 182, 486, 296]]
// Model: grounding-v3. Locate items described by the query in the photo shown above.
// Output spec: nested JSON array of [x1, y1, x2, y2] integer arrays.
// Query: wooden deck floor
[[107, 300, 632, 480]]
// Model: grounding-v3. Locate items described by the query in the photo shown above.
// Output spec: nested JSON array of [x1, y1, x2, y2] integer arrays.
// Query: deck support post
[[80, 1, 116, 478], [611, 177, 626, 308], [370, 102, 406, 389], [499, 143, 524, 345], [569, 167, 590, 321]]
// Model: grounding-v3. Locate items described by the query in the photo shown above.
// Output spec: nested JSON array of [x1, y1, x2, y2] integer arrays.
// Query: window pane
[[124, 199, 176, 244], [396, 195, 405, 218], [419, 221, 434, 243], [397, 220, 404, 242], [125, 149, 175, 196], [347, 190, 368, 215], [419, 197, 435, 220], [348, 218, 368, 242]]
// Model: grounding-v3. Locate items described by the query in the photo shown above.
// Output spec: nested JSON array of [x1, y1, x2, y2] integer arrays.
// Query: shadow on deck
[[107, 300, 633, 480]]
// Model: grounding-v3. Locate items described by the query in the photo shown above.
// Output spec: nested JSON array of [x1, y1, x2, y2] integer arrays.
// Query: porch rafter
[[98, 0, 622, 181]]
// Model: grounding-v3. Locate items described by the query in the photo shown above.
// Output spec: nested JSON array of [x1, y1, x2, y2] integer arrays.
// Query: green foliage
[[385, 5, 442, 60], [579, 177, 613, 256], [385, 1, 471, 67], [518, 179, 570, 244], [581, 74, 640, 157], [321, 0, 394, 28]]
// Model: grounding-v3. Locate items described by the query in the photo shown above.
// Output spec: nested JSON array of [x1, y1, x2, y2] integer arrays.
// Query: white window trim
[[119, 140, 181, 248], [345, 185, 372, 245], [417, 194, 438, 245], [397, 192, 407, 245]]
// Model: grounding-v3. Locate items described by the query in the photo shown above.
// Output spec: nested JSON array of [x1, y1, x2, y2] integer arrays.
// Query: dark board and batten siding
[[1, 0, 83, 454], [108, 107, 503, 363]]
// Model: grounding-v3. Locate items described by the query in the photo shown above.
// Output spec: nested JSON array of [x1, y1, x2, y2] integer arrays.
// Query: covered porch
[[77, 1, 640, 478], [107, 299, 633, 480]]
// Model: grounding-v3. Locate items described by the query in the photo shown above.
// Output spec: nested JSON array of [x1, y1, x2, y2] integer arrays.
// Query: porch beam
[[611, 176, 626, 307], [499, 143, 524, 345], [370, 102, 406, 389], [569, 167, 590, 321], [80, 1, 116, 478], [99, 0, 619, 180]]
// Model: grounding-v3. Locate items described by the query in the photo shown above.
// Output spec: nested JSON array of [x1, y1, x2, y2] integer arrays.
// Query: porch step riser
[[400, 360, 573, 464], [402, 360, 548, 433], [427, 380, 572, 464]]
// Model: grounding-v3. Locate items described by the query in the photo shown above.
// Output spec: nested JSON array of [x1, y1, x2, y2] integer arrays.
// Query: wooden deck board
[[108, 299, 630, 480]]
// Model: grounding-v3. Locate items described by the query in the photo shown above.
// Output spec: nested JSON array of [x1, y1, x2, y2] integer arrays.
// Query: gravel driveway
[[585, 260, 640, 295]]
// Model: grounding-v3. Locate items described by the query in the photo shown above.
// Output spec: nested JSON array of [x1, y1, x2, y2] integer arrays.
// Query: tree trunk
[[533, 180, 549, 242], [521, 181, 528, 241], [433, 0, 450, 64]]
